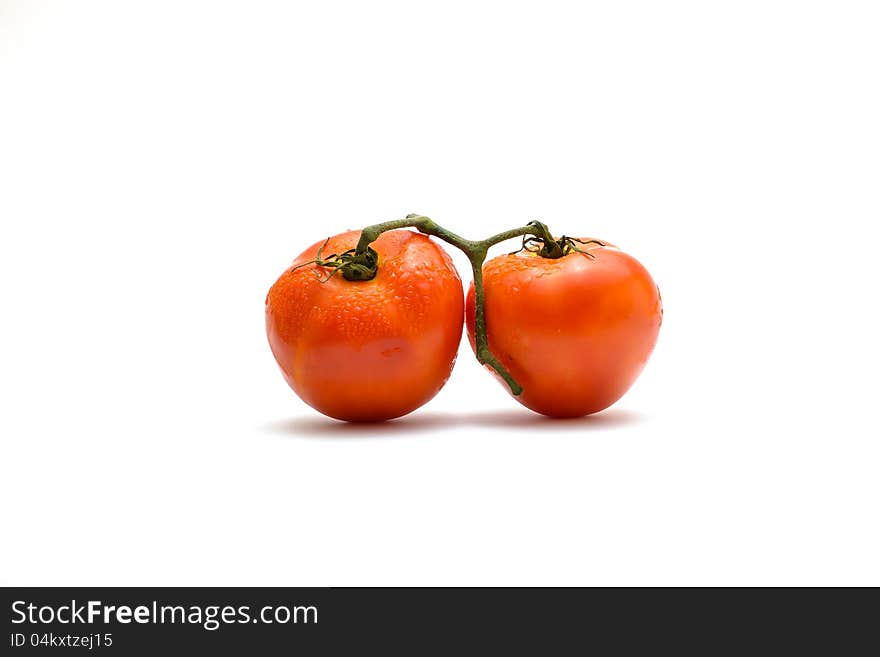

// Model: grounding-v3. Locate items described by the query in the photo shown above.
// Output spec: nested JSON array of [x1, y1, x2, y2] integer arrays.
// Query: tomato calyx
[[291, 238, 380, 282], [513, 223, 606, 260], [337, 248, 379, 281]]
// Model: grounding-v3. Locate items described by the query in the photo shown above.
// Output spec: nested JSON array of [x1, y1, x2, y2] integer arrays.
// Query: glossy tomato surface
[[466, 241, 662, 417], [267, 230, 464, 422]]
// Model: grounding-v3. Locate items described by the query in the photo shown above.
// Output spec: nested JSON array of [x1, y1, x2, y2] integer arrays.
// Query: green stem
[[352, 214, 563, 396]]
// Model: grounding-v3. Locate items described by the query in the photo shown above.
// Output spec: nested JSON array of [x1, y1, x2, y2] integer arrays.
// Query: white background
[[1, 0, 878, 586]]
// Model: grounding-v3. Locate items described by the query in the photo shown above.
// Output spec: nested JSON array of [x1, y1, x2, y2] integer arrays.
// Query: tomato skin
[[466, 242, 662, 417], [267, 230, 464, 422]]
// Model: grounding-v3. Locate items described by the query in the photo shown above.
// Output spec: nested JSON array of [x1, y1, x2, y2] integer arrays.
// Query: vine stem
[[352, 214, 561, 396]]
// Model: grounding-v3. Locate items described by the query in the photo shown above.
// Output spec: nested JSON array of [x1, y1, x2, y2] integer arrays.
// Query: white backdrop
[[1, 0, 878, 585]]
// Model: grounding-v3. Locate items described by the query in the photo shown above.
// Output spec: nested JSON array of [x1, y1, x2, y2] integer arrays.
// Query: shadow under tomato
[[461, 408, 644, 430], [264, 407, 644, 438], [265, 413, 453, 438]]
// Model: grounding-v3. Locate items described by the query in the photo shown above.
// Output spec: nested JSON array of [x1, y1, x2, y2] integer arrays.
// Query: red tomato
[[466, 241, 662, 417], [267, 230, 464, 422]]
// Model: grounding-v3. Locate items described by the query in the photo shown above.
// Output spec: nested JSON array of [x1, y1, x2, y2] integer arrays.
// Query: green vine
[[298, 214, 581, 395]]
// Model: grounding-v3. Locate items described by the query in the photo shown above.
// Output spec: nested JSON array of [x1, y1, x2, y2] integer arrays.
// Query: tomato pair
[[266, 225, 662, 422]]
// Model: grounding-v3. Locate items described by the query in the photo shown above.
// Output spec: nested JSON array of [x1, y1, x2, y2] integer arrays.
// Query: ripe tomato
[[466, 240, 662, 417], [267, 229, 464, 422]]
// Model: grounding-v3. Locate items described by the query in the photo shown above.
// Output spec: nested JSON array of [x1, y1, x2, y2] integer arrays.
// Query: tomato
[[466, 240, 662, 417], [267, 229, 464, 422]]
